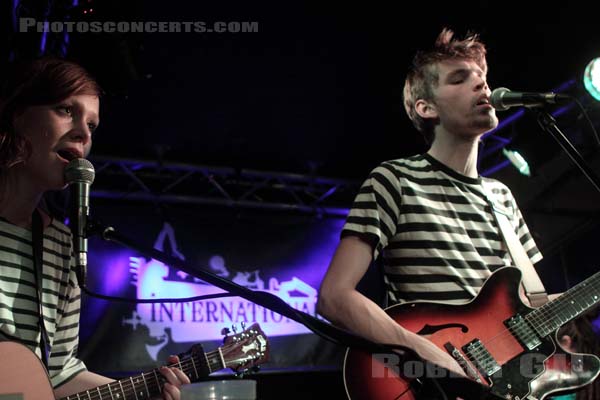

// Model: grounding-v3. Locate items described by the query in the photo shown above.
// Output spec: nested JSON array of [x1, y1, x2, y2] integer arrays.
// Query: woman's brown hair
[[0, 57, 102, 173]]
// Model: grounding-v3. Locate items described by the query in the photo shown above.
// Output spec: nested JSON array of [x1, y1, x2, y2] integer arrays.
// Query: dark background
[[3, 1, 600, 398], [4, 1, 600, 177]]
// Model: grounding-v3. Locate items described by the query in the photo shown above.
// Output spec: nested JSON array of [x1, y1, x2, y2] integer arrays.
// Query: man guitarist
[[0, 57, 190, 399], [317, 28, 562, 397]]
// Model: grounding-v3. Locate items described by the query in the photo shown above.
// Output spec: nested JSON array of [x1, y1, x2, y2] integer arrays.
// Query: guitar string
[[458, 274, 600, 372], [529, 275, 600, 333], [69, 333, 266, 400], [372, 272, 600, 378], [512, 273, 597, 343], [521, 274, 599, 341], [464, 277, 600, 365], [432, 272, 598, 372], [65, 360, 193, 400], [524, 270, 599, 327], [88, 356, 200, 400], [65, 351, 212, 400], [59, 277, 600, 396]]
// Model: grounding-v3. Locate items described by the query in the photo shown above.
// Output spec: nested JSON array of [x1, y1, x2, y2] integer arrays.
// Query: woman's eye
[[87, 123, 97, 132], [57, 105, 72, 115]]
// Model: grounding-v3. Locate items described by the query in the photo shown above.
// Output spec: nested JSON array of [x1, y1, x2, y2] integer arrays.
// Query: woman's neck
[[0, 172, 44, 229]]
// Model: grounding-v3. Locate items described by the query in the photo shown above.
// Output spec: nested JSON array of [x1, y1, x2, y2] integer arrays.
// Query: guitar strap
[[32, 209, 51, 368], [481, 180, 549, 307]]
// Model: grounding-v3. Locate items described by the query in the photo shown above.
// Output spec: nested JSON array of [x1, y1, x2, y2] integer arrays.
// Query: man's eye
[[88, 123, 97, 133]]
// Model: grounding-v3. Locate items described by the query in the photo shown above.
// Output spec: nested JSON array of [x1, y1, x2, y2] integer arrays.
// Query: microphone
[[64, 158, 95, 286], [490, 87, 572, 111]]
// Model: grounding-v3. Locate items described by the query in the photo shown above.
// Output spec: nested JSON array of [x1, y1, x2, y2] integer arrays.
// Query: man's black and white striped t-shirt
[[0, 218, 86, 388], [342, 153, 542, 305]]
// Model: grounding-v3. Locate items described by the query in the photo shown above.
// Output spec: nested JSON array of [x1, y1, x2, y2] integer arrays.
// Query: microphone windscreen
[[490, 87, 511, 111], [65, 158, 95, 185]]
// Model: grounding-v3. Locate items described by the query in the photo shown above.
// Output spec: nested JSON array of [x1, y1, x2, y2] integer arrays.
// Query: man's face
[[429, 59, 498, 138], [13, 94, 99, 191]]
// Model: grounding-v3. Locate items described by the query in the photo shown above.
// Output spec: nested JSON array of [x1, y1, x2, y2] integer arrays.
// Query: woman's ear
[[415, 99, 438, 120], [559, 334, 574, 352]]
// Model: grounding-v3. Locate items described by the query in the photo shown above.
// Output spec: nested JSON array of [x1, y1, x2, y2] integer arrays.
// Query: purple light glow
[[481, 159, 511, 177], [40, 30, 47, 54], [278, 218, 346, 286], [82, 216, 348, 348], [80, 248, 138, 343]]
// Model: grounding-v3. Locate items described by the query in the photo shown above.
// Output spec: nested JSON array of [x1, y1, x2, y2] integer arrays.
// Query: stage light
[[502, 148, 531, 177], [584, 57, 600, 101]]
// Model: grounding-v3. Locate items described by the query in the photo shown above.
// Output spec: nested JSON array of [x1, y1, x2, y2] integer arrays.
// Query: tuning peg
[[241, 322, 246, 330], [231, 325, 238, 334]]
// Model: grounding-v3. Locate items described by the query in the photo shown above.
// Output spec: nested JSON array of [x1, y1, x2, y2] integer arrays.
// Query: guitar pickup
[[504, 314, 542, 350]]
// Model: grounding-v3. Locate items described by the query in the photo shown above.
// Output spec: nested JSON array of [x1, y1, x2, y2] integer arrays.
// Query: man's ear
[[415, 99, 438, 119]]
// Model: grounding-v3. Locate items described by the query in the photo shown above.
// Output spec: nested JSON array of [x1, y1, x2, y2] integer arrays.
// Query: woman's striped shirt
[[342, 153, 542, 305], [0, 218, 86, 388]]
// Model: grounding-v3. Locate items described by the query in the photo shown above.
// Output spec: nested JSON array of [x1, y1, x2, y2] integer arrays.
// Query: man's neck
[[427, 132, 481, 178]]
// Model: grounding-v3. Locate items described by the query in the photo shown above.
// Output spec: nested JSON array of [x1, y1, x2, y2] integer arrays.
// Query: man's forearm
[[318, 288, 412, 348]]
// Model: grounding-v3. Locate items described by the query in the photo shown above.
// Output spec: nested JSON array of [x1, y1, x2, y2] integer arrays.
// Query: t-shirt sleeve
[[341, 162, 402, 260]]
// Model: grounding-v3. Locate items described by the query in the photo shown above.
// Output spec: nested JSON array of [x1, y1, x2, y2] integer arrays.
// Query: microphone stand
[[534, 109, 600, 194], [85, 219, 392, 352], [86, 219, 501, 400]]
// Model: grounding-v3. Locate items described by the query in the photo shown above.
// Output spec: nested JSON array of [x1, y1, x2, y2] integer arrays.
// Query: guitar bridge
[[463, 339, 501, 377], [443, 342, 482, 382]]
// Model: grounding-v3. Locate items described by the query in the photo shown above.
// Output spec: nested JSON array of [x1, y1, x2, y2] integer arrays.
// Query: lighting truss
[[89, 155, 359, 217]]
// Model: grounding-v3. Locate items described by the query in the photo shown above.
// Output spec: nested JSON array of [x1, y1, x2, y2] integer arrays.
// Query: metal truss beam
[[89, 155, 359, 217]]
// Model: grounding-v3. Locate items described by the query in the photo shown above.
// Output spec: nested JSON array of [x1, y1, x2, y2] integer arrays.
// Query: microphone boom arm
[[534, 109, 600, 194], [85, 219, 391, 353]]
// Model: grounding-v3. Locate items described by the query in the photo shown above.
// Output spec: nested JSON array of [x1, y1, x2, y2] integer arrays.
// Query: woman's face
[[13, 94, 99, 191]]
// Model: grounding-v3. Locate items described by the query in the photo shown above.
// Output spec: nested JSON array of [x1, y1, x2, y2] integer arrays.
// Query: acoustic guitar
[[0, 323, 269, 400]]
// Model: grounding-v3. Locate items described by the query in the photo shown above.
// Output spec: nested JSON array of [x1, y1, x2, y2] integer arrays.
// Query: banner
[[79, 203, 347, 373]]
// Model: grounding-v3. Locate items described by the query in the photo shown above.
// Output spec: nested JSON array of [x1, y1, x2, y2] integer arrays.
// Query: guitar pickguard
[[529, 344, 600, 399], [488, 337, 555, 399]]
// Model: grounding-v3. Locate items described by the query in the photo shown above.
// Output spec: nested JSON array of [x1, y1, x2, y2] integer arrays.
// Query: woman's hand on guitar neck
[[156, 355, 191, 400]]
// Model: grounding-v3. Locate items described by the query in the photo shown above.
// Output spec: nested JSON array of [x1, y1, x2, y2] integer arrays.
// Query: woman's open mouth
[[57, 149, 81, 162]]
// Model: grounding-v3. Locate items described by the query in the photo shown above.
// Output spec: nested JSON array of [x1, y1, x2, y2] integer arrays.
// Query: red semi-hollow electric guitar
[[344, 267, 600, 400], [0, 323, 269, 400]]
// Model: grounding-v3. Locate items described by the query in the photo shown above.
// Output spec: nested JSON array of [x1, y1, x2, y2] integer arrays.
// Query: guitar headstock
[[220, 323, 269, 372]]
